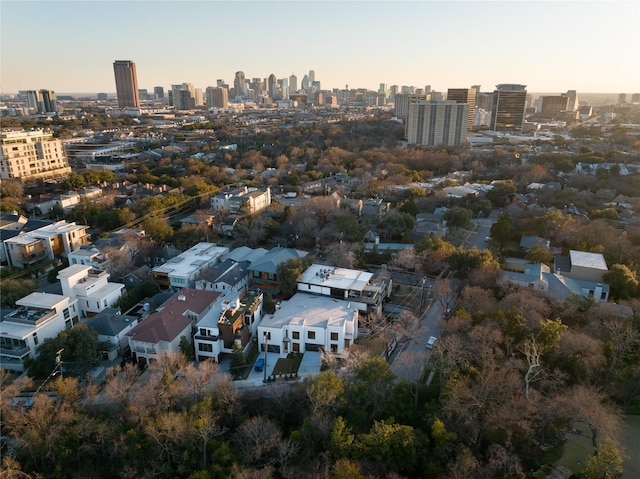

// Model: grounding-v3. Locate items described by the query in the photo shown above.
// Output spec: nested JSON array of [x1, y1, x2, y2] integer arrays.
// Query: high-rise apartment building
[[618, 93, 627, 104], [171, 83, 196, 110], [154, 86, 164, 99], [632, 93, 640, 103], [113, 60, 140, 108], [405, 101, 469, 147], [491, 84, 527, 131], [395, 93, 429, 120], [447, 88, 476, 131], [205, 87, 228, 108], [25, 90, 58, 114], [1, 129, 72, 181], [234, 71, 247, 98], [268, 74, 277, 99]]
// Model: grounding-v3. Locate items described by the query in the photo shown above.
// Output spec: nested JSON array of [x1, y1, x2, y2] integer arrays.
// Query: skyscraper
[[113, 60, 140, 108], [154, 86, 165, 99], [540, 95, 569, 117], [171, 83, 196, 110], [447, 88, 476, 131], [234, 71, 247, 98], [405, 101, 469, 147], [289, 74, 297, 93], [491, 84, 527, 131]]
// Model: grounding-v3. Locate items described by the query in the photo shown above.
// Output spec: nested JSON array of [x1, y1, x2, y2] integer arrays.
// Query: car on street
[[254, 358, 264, 371], [426, 336, 438, 350]]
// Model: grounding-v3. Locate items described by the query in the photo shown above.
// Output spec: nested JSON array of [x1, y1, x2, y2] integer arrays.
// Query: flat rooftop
[[16, 292, 68, 309], [569, 250, 608, 271], [261, 293, 358, 330], [152, 243, 229, 277], [298, 264, 373, 292]]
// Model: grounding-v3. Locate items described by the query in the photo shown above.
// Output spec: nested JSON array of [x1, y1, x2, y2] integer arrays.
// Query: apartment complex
[[405, 101, 469, 147], [113, 60, 140, 108], [25, 89, 58, 114], [0, 129, 72, 181]]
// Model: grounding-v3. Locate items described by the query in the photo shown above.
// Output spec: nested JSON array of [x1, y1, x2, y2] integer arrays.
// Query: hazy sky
[[2, 1, 639, 94]]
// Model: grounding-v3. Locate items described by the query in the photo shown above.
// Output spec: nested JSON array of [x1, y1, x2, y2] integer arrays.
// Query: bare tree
[[519, 335, 543, 401], [234, 416, 283, 467]]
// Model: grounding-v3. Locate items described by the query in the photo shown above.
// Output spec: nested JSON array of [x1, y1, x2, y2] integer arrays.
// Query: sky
[[1, 0, 639, 95]]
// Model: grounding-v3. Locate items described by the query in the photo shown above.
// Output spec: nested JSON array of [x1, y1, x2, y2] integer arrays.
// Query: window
[[292, 331, 300, 340], [330, 332, 339, 341], [199, 328, 207, 336], [63, 308, 70, 319], [198, 343, 213, 353], [331, 344, 338, 353], [32, 332, 39, 346], [103, 299, 108, 307], [308, 331, 316, 340]]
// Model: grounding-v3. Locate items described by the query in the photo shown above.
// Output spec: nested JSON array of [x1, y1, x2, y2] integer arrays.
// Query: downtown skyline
[[1, 1, 639, 95]]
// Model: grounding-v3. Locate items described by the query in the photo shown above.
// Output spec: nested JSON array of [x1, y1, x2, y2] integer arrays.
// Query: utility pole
[[419, 277, 426, 312], [56, 348, 64, 379], [263, 332, 268, 383]]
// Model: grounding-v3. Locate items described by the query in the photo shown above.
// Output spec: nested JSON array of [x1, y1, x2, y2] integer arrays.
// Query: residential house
[[519, 236, 551, 251], [58, 264, 125, 317], [211, 187, 249, 214], [296, 263, 389, 315], [123, 265, 151, 289], [229, 187, 271, 215], [500, 259, 550, 291], [248, 247, 308, 296], [194, 290, 263, 362], [151, 242, 229, 289], [195, 259, 250, 294], [0, 292, 79, 372], [85, 308, 138, 360], [257, 293, 359, 356], [361, 198, 390, 222], [127, 289, 221, 366], [68, 245, 107, 270], [442, 185, 479, 199], [4, 220, 89, 268]]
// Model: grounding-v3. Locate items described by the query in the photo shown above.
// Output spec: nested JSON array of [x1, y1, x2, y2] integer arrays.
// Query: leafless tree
[[234, 416, 283, 467]]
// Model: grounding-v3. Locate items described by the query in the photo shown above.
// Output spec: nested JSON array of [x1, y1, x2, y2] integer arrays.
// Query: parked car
[[426, 336, 438, 350], [255, 358, 264, 371]]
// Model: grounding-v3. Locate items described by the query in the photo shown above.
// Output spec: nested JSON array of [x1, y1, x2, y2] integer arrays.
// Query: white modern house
[[257, 293, 359, 356], [4, 220, 89, 268], [151, 242, 229, 289], [0, 292, 79, 371], [57, 264, 125, 318], [297, 264, 390, 315]]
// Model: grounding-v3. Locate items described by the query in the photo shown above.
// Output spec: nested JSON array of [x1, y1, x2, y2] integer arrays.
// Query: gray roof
[[85, 308, 137, 337], [248, 247, 308, 274]]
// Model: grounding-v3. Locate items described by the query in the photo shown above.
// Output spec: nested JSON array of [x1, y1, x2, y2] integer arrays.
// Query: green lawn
[[556, 417, 640, 478], [556, 422, 593, 474]]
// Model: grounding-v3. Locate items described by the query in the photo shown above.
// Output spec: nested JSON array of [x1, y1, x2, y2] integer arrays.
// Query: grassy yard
[[555, 422, 593, 474], [556, 417, 640, 478]]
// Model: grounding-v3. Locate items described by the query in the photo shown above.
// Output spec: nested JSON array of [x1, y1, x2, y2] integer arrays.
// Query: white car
[[426, 336, 438, 350]]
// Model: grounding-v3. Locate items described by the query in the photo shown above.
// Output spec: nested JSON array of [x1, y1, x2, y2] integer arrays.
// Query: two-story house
[[127, 289, 221, 366], [296, 264, 390, 316], [257, 293, 359, 356], [248, 247, 308, 297], [0, 292, 79, 372], [151, 242, 229, 289], [57, 264, 125, 318]]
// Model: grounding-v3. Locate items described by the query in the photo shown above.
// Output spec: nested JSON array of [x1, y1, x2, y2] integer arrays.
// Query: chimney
[[178, 293, 186, 301]]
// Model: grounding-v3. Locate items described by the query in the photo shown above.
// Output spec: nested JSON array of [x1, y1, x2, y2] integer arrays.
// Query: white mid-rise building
[[0, 129, 72, 181]]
